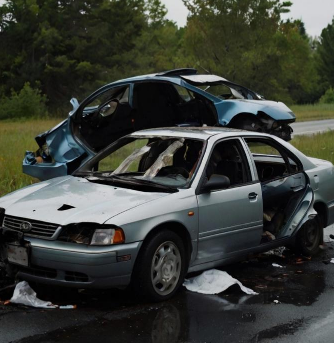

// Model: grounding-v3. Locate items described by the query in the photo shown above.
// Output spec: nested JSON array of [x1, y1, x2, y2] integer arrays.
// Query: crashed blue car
[[23, 68, 296, 181]]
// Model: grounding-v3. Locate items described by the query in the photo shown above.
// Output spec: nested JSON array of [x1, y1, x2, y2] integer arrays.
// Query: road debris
[[183, 269, 258, 295], [6, 281, 76, 309], [273, 300, 280, 304], [272, 263, 284, 268]]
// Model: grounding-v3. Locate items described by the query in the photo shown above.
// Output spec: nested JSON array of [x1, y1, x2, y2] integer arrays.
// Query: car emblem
[[20, 221, 32, 233]]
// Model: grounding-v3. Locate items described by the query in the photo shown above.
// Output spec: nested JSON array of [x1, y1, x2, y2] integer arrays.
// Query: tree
[[317, 17, 334, 88], [182, 0, 317, 103]]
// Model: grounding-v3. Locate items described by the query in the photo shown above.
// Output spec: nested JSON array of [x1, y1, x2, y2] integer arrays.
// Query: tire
[[132, 230, 187, 302], [294, 217, 322, 256]]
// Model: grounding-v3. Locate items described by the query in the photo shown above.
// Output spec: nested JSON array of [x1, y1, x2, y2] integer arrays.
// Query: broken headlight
[[58, 223, 125, 245]]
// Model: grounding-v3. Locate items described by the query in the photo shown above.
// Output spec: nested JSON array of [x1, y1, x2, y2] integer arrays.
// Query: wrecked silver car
[[2, 127, 333, 301], [23, 68, 295, 181]]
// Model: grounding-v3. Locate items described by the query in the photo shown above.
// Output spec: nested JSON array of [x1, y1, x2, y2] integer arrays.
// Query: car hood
[[0, 176, 168, 225]]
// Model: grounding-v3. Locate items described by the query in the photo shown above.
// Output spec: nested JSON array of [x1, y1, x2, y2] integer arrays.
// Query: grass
[[292, 103, 334, 122], [0, 118, 59, 197], [0, 118, 334, 197], [290, 130, 334, 164]]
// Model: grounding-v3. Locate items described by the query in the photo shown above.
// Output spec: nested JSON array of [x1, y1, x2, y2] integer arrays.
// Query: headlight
[[58, 223, 125, 245], [91, 228, 125, 245]]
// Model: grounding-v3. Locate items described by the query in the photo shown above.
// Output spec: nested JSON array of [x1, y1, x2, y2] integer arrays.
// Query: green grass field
[[0, 119, 59, 196], [0, 117, 334, 197], [292, 103, 334, 122]]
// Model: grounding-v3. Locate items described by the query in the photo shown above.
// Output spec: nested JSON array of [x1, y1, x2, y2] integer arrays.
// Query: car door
[[23, 84, 133, 180], [196, 138, 263, 264], [243, 137, 315, 240]]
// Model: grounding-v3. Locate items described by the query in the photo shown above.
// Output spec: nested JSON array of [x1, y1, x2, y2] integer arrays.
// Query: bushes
[[319, 88, 334, 104], [0, 83, 48, 120]]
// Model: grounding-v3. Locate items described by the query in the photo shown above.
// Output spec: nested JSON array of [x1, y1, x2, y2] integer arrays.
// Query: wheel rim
[[151, 241, 181, 296]]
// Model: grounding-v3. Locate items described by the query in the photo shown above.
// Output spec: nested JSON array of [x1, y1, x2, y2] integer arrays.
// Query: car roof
[[130, 126, 273, 140], [116, 68, 227, 84]]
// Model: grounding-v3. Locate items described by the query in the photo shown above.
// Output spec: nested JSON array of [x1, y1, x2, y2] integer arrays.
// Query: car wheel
[[133, 230, 187, 302], [295, 217, 322, 256]]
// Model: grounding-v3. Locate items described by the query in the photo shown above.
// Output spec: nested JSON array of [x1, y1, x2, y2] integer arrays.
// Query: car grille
[[3, 215, 60, 239]]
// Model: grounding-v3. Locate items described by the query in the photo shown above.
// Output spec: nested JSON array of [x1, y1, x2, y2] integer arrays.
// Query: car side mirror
[[202, 174, 230, 192]]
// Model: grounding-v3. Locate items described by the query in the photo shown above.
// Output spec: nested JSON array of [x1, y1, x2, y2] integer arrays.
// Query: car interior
[[206, 138, 308, 242], [78, 82, 217, 151]]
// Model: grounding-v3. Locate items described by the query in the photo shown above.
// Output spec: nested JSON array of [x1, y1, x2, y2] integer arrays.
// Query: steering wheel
[[157, 166, 189, 179]]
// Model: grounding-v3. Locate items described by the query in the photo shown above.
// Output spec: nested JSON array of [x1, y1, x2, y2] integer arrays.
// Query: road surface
[[291, 119, 334, 136], [0, 226, 333, 343]]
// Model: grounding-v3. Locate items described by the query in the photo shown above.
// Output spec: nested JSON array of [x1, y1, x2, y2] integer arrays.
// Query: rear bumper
[[1, 233, 142, 289]]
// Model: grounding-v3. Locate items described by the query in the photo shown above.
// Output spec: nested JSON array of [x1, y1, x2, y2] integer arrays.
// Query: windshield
[[78, 137, 204, 189], [197, 83, 256, 100]]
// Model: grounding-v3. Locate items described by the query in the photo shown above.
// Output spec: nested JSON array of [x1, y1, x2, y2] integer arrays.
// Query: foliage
[[291, 103, 334, 122], [0, 0, 332, 113], [0, 82, 48, 120], [181, 0, 318, 104], [319, 88, 334, 104], [0, 118, 59, 196], [317, 18, 334, 88]]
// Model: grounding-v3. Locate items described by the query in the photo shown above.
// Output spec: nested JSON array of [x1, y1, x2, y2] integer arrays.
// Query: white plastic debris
[[273, 300, 280, 304], [183, 269, 258, 295], [330, 258, 334, 264], [10, 281, 58, 309], [8, 281, 76, 309], [272, 263, 284, 268]]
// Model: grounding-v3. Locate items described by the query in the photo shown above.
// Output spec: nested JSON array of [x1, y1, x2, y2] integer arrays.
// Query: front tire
[[294, 217, 322, 256], [133, 230, 187, 302]]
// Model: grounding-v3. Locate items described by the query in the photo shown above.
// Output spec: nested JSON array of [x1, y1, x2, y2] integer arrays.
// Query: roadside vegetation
[[0, 119, 59, 196], [292, 103, 334, 122], [1, 0, 334, 117], [0, 119, 333, 197]]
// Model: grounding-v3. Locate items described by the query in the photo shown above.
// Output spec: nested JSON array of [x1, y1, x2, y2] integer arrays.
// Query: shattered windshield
[[80, 137, 204, 189]]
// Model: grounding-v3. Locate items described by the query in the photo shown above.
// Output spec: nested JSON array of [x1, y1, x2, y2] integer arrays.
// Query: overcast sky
[[161, 0, 334, 37]]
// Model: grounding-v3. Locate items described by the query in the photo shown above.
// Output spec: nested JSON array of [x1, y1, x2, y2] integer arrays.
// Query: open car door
[[243, 137, 317, 247]]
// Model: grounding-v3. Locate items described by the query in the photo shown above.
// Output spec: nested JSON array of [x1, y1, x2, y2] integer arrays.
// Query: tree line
[[0, 0, 333, 118]]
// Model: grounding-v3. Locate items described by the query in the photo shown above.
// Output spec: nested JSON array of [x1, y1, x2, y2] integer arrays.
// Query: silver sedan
[[1, 127, 334, 301]]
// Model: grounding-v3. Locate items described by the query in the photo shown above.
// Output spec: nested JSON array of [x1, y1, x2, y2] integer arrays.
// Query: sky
[[161, 0, 334, 37]]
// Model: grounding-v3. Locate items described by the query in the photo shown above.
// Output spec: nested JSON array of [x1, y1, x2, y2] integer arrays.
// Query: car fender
[[214, 100, 296, 125]]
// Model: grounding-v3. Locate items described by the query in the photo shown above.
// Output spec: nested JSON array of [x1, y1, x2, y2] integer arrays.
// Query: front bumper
[[0, 228, 142, 289]]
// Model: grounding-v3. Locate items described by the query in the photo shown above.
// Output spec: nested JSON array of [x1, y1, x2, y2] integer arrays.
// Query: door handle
[[248, 192, 258, 200]]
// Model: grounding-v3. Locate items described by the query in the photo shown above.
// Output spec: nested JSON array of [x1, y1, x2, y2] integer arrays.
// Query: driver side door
[[195, 138, 263, 265]]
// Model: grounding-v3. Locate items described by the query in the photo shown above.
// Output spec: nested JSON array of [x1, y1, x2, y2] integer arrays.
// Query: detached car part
[[23, 69, 295, 181]]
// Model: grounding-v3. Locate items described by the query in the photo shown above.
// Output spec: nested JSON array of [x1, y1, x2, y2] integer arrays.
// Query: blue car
[[23, 68, 296, 181]]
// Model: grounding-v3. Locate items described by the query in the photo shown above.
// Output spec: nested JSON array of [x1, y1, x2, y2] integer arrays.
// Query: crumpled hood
[[0, 176, 168, 225]]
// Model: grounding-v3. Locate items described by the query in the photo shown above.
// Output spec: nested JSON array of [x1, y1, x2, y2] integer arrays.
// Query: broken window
[[84, 137, 204, 189]]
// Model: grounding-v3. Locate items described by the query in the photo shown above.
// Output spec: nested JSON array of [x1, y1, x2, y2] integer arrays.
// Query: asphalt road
[[291, 119, 334, 136], [1, 226, 334, 343]]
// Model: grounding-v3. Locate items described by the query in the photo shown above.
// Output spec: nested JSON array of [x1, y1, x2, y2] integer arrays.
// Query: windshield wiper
[[85, 175, 177, 193], [126, 177, 178, 192]]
